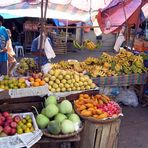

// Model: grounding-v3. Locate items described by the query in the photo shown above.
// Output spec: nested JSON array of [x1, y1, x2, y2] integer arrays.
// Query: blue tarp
[[0, 13, 23, 19]]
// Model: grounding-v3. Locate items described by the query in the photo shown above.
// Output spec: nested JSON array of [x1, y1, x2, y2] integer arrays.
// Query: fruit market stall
[[0, 90, 122, 148], [51, 49, 148, 101]]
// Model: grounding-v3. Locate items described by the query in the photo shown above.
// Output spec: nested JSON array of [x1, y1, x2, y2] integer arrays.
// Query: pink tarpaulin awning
[[97, 0, 142, 34]]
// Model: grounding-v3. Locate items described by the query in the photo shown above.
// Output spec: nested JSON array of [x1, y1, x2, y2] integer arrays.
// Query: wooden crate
[[80, 119, 121, 148], [50, 33, 67, 54]]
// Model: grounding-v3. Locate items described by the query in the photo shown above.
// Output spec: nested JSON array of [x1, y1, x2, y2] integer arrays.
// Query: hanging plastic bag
[[116, 87, 139, 107], [41, 63, 52, 74]]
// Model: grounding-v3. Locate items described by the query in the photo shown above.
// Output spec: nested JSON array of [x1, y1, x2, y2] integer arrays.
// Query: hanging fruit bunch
[[83, 39, 100, 50], [73, 40, 101, 50]]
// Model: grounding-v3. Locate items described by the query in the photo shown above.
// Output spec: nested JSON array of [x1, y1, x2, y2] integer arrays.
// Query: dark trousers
[[0, 61, 8, 75]]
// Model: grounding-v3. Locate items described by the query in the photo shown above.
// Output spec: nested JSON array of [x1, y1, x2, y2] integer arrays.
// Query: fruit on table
[[43, 69, 96, 92], [45, 104, 59, 118], [44, 95, 57, 107], [32, 106, 49, 129], [16, 115, 35, 134], [0, 112, 18, 136], [59, 100, 73, 114], [61, 119, 75, 134], [47, 120, 61, 135], [54, 113, 67, 123], [74, 93, 121, 120], [52, 49, 147, 78], [0, 77, 27, 90], [35, 96, 82, 135], [16, 58, 38, 75], [28, 72, 45, 87]]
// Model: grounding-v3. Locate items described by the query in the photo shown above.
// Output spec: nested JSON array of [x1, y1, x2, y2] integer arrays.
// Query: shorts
[[0, 61, 8, 75]]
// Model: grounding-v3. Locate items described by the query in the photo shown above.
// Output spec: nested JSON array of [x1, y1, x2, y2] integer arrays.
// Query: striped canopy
[[0, 0, 112, 21]]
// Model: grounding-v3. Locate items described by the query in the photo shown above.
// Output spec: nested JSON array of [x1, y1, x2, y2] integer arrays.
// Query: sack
[[41, 63, 52, 74], [116, 87, 139, 107]]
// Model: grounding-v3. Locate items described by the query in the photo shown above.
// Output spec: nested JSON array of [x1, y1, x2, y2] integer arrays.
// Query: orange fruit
[[33, 82, 40, 87], [29, 77, 34, 82], [35, 78, 41, 82], [39, 80, 45, 86]]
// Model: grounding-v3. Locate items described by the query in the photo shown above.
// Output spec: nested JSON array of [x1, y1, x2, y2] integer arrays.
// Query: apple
[[4, 122, 10, 127], [7, 119, 13, 124], [10, 122, 17, 128], [3, 112, 10, 117], [3, 126, 12, 135], [13, 115, 21, 123], [1, 116, 5, 122], [0, 119, 3, 126], [11, 128, 16, 135]]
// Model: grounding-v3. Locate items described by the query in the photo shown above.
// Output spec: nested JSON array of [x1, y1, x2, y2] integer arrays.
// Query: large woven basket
[[43, 126, 83, 139], [92, 73, 148, 86]]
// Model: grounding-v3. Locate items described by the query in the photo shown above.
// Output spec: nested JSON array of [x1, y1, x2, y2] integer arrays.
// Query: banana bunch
[[83, 39, 97, 50], [73, 40, 84, 49]]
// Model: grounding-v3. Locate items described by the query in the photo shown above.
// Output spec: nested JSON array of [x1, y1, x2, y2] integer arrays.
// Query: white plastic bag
[[117, 87, 139, 107], [41, 63, 52, 74]]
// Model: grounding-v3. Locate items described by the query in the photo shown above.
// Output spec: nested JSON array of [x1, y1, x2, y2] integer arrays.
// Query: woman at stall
[[6, 29, 17, 76]]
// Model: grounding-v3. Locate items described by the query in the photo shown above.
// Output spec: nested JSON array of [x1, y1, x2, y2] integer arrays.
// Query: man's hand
[[2, 48, 7, 52]]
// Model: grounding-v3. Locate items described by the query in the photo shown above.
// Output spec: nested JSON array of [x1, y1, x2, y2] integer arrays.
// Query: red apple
[[11, 128, 16, 135], [1, 116, 5, 122], [3, 126, 12, 135], [4, 122, 10, 127], [7, 119, 13, 124], [3, 112, 10, 117], [13, 115, 21, 123], [0, 126, 3, 133], [10, 122, 17, 128], [0, 119, 4, 126]]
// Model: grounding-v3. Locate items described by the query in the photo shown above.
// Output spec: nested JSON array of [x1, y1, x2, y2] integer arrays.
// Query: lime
[[26, 122, 32, 128], [17, 128, 23, 134], [25, 128, 30, 133], [22, 119, 27, 124], [25, 115, 31, 120]]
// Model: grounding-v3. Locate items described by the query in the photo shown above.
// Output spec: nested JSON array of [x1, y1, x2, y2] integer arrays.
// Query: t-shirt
[[0, 26, 9, 62], [31, 37, 52, 66]]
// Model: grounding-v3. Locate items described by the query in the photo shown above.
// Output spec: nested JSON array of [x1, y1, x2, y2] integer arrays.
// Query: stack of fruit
[[34, 95, 82, 135], [52, 49, 147, 77], [0, 112, 35, 137], [74, 93, 121, 120], [0, 76, 27, 90], [27, 72, 46, 87], [16, 58, 38, 75], [43, 69, 96, 92], [14, 115, 35, 134]]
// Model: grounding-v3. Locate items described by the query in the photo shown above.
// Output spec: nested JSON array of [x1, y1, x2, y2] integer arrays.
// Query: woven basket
[[43, 126, 83, 139], [92, 73, 148, 86]]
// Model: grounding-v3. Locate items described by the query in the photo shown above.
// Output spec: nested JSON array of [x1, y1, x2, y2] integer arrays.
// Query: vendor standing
[[0, 15, 9, 76], [31, 25, 56, 74]]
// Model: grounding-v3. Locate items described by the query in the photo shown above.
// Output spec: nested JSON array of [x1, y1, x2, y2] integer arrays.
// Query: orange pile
[[28, 77, 45, 87], [74, 94, 110, 120]]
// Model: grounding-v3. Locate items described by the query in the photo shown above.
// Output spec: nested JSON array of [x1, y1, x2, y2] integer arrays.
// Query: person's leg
[[0, 61, 8, 75]]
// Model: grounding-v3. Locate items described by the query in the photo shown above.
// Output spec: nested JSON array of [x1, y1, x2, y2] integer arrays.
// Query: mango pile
[[74, 93, 121, 120]]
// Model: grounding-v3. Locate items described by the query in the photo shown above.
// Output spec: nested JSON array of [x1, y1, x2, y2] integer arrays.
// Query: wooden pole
[[39, 0, 48, 71]]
